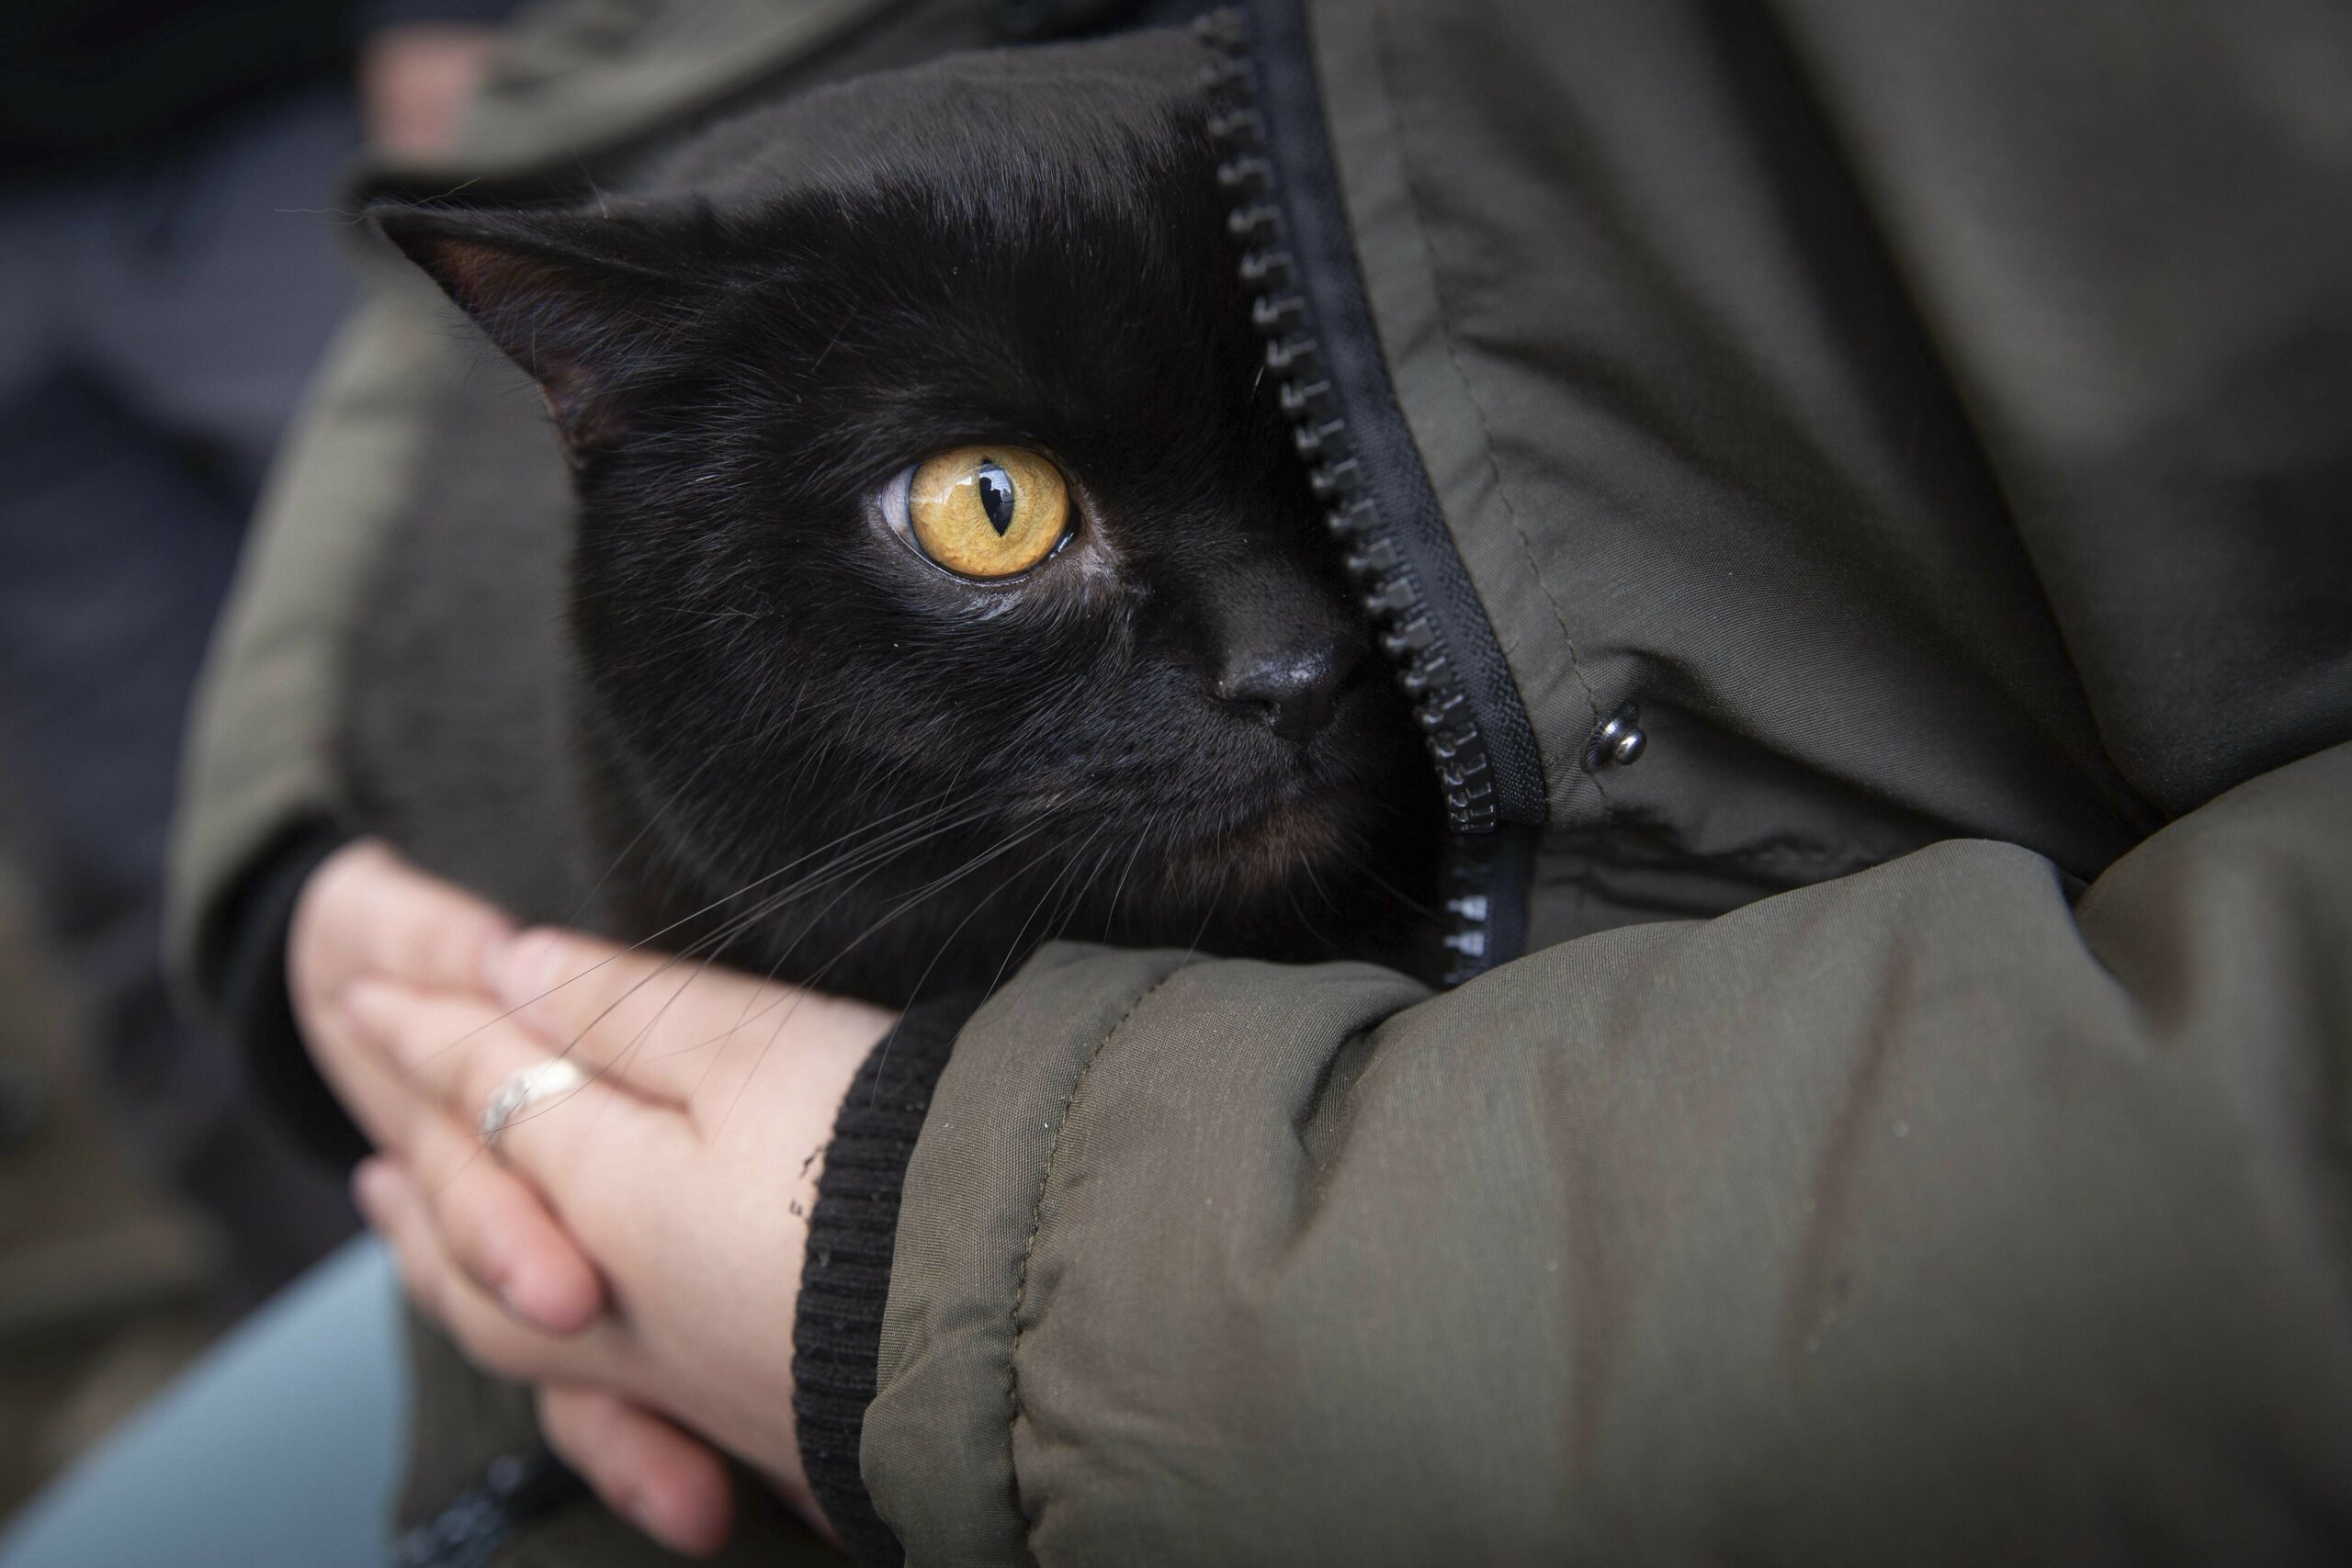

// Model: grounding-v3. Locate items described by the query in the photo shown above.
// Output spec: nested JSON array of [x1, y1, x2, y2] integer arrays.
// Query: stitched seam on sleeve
[[1370, 9, 1613, 818], [1003, 962, 1192, 1545]]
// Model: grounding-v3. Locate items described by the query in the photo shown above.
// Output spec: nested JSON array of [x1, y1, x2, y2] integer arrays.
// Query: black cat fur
[[346, 28, 1440, 1008]]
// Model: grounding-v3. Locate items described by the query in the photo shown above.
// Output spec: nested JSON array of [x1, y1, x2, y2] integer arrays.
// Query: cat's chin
[[1160, 794, 1350, 901]]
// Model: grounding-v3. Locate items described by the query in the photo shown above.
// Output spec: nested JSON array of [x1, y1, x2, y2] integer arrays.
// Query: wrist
[[786, 994, 902, 1219]]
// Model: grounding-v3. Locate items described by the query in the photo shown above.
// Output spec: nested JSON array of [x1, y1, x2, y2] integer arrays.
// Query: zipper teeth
[[1196, 7, 1499, 985]]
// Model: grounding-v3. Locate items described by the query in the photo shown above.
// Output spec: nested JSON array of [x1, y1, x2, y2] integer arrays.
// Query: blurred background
[[0, 0, 513, 1516]]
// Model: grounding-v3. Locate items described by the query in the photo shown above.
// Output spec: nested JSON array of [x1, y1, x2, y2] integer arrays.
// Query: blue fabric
[[0, 1237, 407, 1568]]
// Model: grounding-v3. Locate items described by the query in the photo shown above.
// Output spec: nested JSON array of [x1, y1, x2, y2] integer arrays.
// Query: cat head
[[373, 29, 1438, 995]]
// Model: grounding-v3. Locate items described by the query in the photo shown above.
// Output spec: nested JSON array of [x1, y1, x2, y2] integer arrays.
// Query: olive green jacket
[[170, 0, 2352, 1562]]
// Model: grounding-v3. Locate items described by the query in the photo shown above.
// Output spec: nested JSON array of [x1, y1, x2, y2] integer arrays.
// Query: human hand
[[288, 840, 748, 1551], [289, 840, 605, 1333], [358, 23, 503, 161], [339, 916, 894, 1552]]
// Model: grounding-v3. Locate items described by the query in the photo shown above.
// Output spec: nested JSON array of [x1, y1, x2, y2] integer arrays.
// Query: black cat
[[345, 28, 1440, 1009]]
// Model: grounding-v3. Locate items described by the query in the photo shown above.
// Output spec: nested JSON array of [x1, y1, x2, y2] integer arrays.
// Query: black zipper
[[390, 1449, 585, 1568], [1195, 3, 1545, 983]]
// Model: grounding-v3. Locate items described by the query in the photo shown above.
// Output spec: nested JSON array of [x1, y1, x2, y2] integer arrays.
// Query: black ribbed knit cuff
[[793, 994, 978, 1567], [214, 824, 371, 1171]]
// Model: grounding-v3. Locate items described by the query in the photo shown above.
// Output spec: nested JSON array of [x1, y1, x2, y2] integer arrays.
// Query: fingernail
[[495, 930, 565, 1010], [631, 1494, 690, 1554], [344, 979, 396, 1036], [621, 1499, 663, 1547], [481, 933, 513, 994], [351, 1158, 395, 1220], [600, 1483, 663, 1546], [498, 1259, 562, 1330], [495, 1280, 541, 1328]]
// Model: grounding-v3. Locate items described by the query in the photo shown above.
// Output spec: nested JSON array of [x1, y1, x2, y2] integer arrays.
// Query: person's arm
[[855, 741, 2352, 1563], [311, 862, 899, 1553], [355, 743, 2352, 1563]]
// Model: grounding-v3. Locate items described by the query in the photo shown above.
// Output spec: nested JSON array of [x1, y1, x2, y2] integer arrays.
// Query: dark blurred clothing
[[0, 0, 514, 183], [0, 82, 367, 1302]]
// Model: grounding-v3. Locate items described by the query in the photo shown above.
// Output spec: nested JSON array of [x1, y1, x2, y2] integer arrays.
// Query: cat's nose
[[1214, 636, 1363, 745]]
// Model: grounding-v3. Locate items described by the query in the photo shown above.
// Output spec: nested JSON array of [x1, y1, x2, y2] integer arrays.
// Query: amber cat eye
[[905, 446, 1070, 579]]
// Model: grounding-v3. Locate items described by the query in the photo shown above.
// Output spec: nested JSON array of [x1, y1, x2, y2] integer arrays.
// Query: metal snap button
[[1586, 701, 1647, 769]]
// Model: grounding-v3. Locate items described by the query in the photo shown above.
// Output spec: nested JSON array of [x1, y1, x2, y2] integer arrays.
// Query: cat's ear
[[371, 205, 695, 460]]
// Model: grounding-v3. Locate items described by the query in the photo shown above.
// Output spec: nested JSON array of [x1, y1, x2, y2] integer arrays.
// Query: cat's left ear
[[371, 204, 696, 460]]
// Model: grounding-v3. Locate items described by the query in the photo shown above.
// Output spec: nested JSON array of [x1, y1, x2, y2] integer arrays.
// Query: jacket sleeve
[[859, 741, 2352, 1564], [164, 287, 460, 1152]]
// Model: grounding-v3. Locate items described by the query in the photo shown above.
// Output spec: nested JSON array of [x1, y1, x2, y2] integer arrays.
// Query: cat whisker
[[592, 794, 1015, 1063], [422, 792, 984, 1079], [849, 829, 1064, 1100], [464, 797, 1012, 1164], [1283, 875, 1339, 955], [704, 820, 1057, 1135], [1101, 830, 1151, 944]]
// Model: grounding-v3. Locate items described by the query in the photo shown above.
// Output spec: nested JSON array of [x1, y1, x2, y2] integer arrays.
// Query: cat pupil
[[977, 461, 1016, 536]]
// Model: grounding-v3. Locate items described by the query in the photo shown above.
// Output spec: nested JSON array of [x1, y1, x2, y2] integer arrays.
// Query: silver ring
[[478, 1058, 588, 1152]]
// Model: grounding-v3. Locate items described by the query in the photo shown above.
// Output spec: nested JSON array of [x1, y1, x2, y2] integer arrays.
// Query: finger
[[347, 976, 688, 1156], [397, 1100, 605, 1334], [308, 1003, 438, 1156], [352, 974, 686, 1113], [538, 1385, 734, 1558], [345, 981, 695, 1255], [355, 1158, 632, 1390], [325, 1004, 609, 1334], [309, 840, 516, 994], [491, 928, 894, 1123], [494, 928, 793, 1110]]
